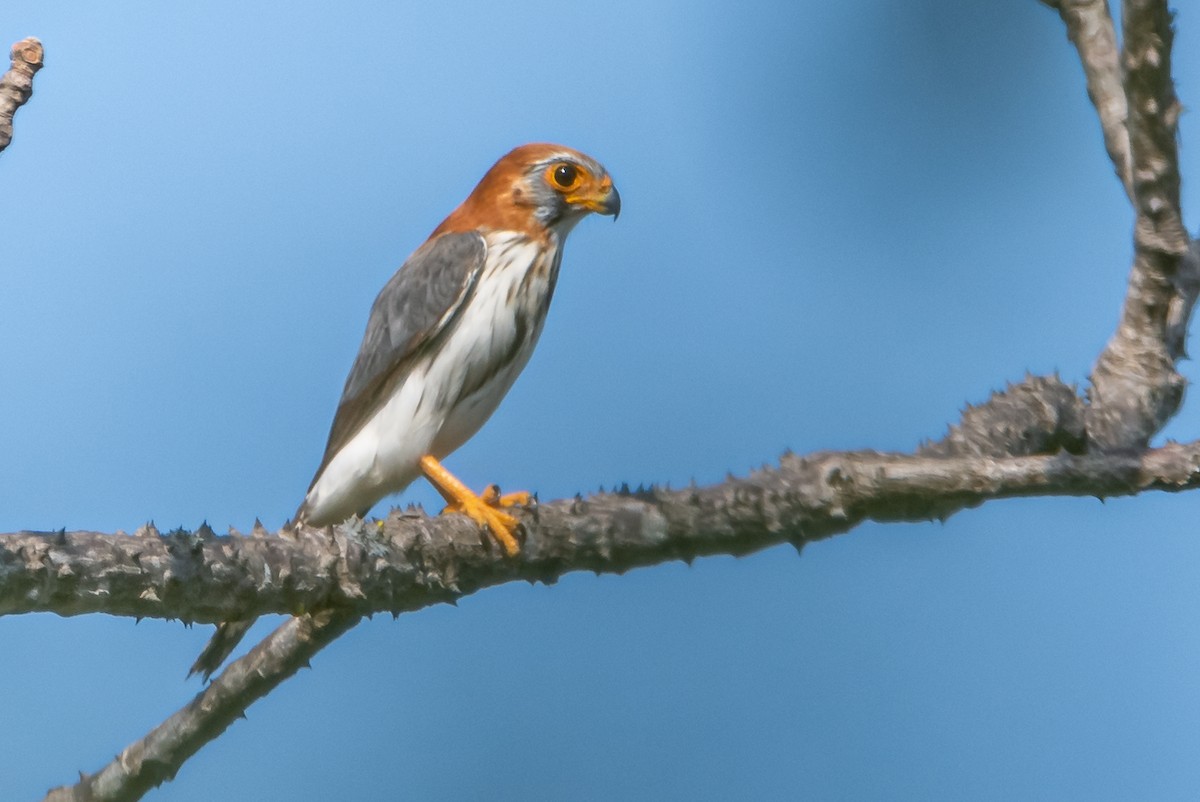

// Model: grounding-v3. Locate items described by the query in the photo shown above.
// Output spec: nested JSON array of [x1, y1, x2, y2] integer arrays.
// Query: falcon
[[189, 143, 619, 679]]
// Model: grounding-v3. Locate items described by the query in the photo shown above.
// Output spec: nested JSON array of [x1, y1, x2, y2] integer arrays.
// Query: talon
[[480, 484, 532, 509], [420, 455, 524, 556], [496, 490, 532, 507], [440, 492, 520, 555]]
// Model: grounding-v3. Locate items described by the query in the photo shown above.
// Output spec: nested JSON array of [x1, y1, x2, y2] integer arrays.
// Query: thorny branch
[[14, 1, 1200, 799], [0, 37, 42, 154], [8, 435, 1200, 628], [31, 433, 1200, 801], [1086, 0, 1192, 449]]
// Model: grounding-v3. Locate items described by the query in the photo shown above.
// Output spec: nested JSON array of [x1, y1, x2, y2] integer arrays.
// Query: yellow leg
[[419, 455, 523, 556]]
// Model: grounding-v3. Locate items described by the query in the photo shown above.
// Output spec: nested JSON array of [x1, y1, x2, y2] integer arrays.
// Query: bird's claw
[[442, 492, 522, 556], [480, 484, 533, 508], [419, 456, 529, 557]]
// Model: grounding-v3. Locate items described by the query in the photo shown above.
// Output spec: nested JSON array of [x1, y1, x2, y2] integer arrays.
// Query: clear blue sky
[[4, 2, 1200, 799]]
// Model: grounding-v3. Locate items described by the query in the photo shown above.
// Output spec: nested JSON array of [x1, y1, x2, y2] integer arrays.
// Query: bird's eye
[[551, 163, 580, 189]]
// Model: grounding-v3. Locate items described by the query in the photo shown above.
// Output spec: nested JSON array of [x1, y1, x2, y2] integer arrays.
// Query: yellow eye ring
[[549, 162, 582, 190]]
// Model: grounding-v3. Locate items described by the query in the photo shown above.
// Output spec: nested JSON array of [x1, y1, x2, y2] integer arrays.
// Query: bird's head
[[434, 143, 620, 240]]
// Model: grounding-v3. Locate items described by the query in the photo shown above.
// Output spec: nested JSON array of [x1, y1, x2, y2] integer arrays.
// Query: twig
[[1041, 0, 1134, 200], [0, 37, 43, 154]]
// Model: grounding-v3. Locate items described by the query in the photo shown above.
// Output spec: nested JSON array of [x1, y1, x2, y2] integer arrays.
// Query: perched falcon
[[189, 143, 619, 679]]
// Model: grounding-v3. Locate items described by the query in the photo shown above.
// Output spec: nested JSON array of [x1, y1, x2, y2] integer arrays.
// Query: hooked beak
[[568, 180, 621, 220], [599, 184, 621, 220]]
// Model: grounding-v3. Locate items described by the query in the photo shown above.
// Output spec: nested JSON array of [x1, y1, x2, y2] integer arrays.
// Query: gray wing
[[309, 231, 487, 487]]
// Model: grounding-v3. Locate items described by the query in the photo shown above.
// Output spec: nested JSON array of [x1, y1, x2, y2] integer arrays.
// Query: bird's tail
[[188, 510, 313, 681], [188, 619, 257, 682]]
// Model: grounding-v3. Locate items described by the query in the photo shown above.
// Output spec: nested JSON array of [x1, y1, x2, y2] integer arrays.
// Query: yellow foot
[[443, 494, 521, 556], [419, 455, 526, 556]]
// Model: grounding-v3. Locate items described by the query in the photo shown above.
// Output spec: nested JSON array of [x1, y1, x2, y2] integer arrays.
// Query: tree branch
[[1041, 0, 1134, 200], [43, 611, 360, 802], [10, 439, 1200, 628], [31, 433, 1200, 800], [1084, 0, 1191, 449], [0, 37, 43, 155]]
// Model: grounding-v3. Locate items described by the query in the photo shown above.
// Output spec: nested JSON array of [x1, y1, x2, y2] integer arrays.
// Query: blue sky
[[3, 1, 1200, 799]]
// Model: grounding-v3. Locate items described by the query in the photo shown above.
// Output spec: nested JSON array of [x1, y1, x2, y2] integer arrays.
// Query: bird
[[189, 143, 620, 680]]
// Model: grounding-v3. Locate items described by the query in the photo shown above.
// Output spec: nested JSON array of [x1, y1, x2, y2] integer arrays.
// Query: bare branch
[[0, 37, 43, 155], [1085, 0, 1191, 450], [1042, 0, 1134, 200], [27, 432, 1200, 800], [9, 439, 1200, 628], [920, 374, 1086, 458], [43, 611, 360, 802]]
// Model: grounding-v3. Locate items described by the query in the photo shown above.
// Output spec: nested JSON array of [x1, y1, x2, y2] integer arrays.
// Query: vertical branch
[[1085, 0, 1190, 450], [1041, 0, 1134, 201], [0, 37, 43, 155]]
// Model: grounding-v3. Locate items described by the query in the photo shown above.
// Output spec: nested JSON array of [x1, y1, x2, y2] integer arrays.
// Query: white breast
[[430, 231, 561, 455], [302, 230, 561, 522]]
